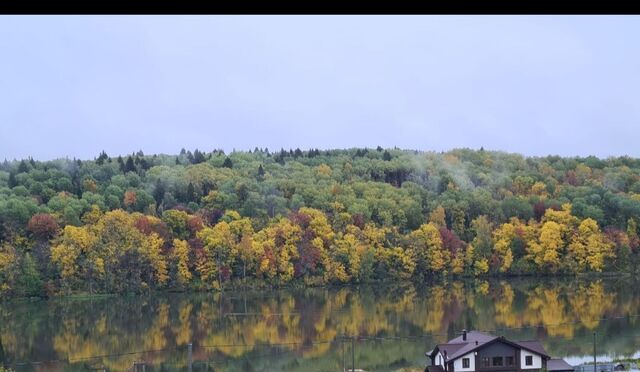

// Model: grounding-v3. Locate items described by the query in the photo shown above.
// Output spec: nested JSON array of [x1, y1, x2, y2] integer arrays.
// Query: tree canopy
[[1, 147, 639, 296]]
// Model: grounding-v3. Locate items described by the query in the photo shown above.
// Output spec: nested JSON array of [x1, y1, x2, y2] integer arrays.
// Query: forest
[[1, 147, 640, 297]]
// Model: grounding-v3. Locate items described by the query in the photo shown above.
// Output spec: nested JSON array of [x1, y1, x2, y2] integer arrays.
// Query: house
[[425, 330, 574, 372]]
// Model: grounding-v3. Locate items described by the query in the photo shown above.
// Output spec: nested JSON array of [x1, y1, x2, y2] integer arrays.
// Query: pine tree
[[96, 151, 108, 165], [17, 160, 28, 173], [153, 180, 166, 209], [8, 172, 16, 188], [17, 253, 43, 297], [193, 149, 206, 164], [186, 182, 196, 203], [222, 157, 233, 168], [117, 156, 125, 172], [124, 156, 136, 173]]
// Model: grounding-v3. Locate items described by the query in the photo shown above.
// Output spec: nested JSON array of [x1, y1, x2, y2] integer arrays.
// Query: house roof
[[548, 359, 574, 371], [428, 331, 550, 361], [514, 340, 550, 357]]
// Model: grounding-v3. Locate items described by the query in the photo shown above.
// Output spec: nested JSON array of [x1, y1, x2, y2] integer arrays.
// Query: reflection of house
[[425, 330, 574, 372]]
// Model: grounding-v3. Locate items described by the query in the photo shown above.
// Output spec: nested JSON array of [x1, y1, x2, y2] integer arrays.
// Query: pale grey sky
[[1, 16, 639, 160]]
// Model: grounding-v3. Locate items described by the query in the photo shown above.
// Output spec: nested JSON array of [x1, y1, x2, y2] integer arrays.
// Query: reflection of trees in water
[[1, 278, 640, 370]]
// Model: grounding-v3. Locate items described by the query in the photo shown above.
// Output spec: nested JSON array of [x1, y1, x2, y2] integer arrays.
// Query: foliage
[[1, 147, 639, 295]]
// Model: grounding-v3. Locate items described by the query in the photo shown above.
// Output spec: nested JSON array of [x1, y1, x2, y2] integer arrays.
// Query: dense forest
[[1, 147, 640, 297]]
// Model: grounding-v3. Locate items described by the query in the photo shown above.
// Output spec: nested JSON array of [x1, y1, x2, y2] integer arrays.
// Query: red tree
[[26, 213, 59, 240]]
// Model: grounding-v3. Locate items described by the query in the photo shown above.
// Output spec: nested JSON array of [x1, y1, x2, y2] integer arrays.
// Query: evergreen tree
[[124, 156, 136, 173], [222, 157, 233, 168], [186, 182, 196, 203], [117, 156, 125, 172], [193, 149, 206, 164], [139, 158, 150, 171], [17, 160, 28, 173], [17, 253, 43, 297], [96, 151, 108, 165], [7, 172, 16, 188], [153, 180, 166, 209]]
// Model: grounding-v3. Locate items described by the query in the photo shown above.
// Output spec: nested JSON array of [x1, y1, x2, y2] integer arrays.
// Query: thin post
[[342, 335, 346, 372], [351, 336, 355, 372], [593, 332, 596, 372], [188, 342, 193, 372]]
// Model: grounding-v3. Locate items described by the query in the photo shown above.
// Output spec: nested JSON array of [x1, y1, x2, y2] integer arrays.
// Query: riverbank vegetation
[[1, 148, 640, 297]]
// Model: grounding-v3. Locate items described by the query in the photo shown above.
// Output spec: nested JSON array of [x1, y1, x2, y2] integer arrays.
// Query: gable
[[476, 339, 518, 358], [428, 334, 548, 362]]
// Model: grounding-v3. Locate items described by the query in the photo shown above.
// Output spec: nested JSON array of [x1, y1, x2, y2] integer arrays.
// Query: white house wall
[[453, 352, 476, 371], [520, 351, 542, 369]]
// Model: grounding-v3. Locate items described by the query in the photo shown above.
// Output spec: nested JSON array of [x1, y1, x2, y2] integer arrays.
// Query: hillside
[[1, 147, 639, 297]]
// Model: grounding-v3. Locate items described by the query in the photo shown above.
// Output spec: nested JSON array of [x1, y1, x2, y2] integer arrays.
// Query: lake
[[1, 277, 639, 371]]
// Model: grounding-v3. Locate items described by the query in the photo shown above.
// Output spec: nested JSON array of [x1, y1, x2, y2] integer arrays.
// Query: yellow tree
[[51, 225, 97, 290], [252, 218, 301, 284], [527, 221, 564, 272], [328, 232, 364, 283], [173, 239, 192, 285], [493, 220, 519, 273], [408, 222, 449, 277], [568, 218, 615, 272], [141, 233, 169, 285], [428, 206, 446, 228], [0, 244, 16, 294], [197, 221, 237, 289], [542, 203, 578, 240]]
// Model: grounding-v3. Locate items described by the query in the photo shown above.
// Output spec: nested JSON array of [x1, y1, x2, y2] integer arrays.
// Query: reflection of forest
[[1, 278, 640, 371]]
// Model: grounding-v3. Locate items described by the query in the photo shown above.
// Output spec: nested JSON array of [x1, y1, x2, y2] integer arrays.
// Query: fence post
[[351, 336, 355, 372], [188, 343, 193, 372]]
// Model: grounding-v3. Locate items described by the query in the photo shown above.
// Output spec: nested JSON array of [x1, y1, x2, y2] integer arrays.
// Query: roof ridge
[[439, 341, 470, 345]]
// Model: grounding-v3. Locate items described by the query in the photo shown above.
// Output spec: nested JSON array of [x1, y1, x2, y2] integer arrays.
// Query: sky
[[1, 15, 639, 161]]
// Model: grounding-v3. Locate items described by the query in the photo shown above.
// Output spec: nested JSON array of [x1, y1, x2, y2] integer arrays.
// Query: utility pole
[[351, 336, 355, 372], [188, 342, 193, 372], [342, 335, 346, 372], [593, 333, 597, 372]]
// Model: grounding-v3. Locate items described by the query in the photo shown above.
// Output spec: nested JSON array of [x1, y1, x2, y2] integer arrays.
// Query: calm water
[[1, 277, 639, 371]]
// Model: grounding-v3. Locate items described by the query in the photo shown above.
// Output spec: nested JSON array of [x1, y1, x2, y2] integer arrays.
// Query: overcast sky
[[1, 16, 639, 160]]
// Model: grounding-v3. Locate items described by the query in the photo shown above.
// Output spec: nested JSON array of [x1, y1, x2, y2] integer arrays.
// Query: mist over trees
[[1, 147, 640, 297]]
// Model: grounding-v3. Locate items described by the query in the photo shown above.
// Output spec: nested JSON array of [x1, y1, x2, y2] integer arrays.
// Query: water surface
[[1, 277, 639, 371]]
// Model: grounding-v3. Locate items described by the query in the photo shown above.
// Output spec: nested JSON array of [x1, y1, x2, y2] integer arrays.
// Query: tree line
[[1, 147, 639, 296]]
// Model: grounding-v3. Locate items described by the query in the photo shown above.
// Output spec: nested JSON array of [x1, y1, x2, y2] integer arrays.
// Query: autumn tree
[[407, 222, 449, 278], [567, 218, 615, 272], [26, 213, 59, 240]]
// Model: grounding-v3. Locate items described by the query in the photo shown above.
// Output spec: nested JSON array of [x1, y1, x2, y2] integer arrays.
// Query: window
[[506, 356, 514, 366], [463, 358, 470, 368], [493, 357, 504, 367], [525, 356, 533, 366], [482, 358, 490, 367]]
